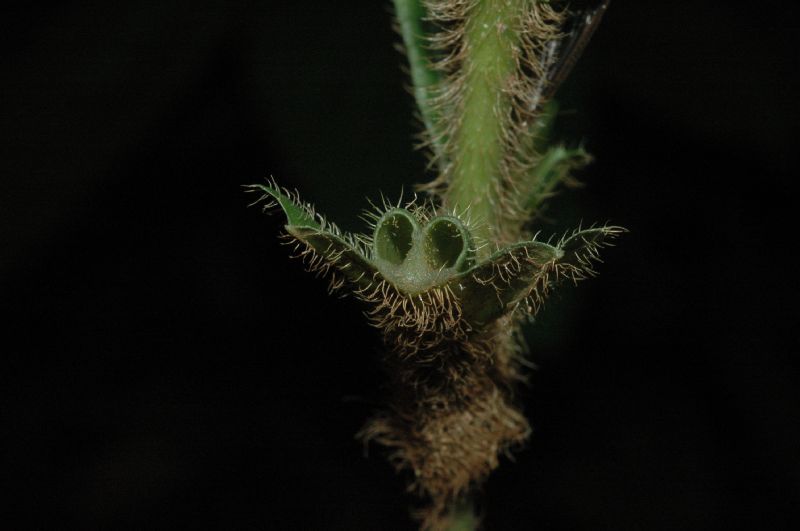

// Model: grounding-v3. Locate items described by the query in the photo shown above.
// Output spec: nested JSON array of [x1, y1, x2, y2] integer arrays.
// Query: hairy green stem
[[445, 498, 479, 531], [393, 0, 444, 166], [445, 0, 521, 254]]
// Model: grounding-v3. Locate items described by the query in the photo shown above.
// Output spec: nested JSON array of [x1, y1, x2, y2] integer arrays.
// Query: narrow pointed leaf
[[248, 183, 379, 292], [392, 0, 444, 165], [556, 225, 626, 281], [531, 100, 559, 155], [525, 144, 591, 215], [287, 227, 379, 292], [449, 241, 563, 327], [246, 183, 320, 229]]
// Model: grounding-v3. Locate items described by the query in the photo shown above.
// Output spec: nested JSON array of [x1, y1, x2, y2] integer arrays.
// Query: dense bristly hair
[[252, 1, 615, 527], [419, 0, 566, 246], [253, 181, 619, 529]]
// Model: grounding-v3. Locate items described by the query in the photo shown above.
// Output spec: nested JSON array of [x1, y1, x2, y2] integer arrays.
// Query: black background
[[2, 2, 799, 530]]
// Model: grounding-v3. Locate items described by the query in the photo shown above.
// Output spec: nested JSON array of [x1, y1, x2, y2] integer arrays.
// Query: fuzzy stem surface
[[444, 498, 479, 531], [393, 0, 444, 166], [445, 0, 521, 254]]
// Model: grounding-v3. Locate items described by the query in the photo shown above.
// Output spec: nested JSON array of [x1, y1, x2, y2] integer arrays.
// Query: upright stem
[[392, 0, 445, 167], [445, 497, 479, 531], [445, 0, 521, 254]]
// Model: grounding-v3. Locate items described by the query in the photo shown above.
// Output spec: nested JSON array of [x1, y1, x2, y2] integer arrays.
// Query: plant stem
[[392, 0, 444, 166], [445, 0, 521, 254], [445, 497, 479, 531]]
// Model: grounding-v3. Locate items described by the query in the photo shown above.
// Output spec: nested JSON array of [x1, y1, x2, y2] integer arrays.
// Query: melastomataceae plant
[[248, 0, 623, 529]]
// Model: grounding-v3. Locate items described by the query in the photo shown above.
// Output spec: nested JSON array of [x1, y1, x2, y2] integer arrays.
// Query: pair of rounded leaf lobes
[[249, 182, 623, 330], [372, 209, 474, 294]]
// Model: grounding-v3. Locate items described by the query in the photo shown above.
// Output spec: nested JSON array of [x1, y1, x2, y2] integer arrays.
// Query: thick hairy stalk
[[392, 0, 445, 165], [248, 183, 623, 529], [423, 0, 564, 250], [445, 0, 520, 248], [248, 1, 618, 529]]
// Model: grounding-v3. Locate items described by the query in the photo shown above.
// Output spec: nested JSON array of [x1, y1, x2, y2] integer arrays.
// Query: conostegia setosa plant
[[248, 1, 622, 529]]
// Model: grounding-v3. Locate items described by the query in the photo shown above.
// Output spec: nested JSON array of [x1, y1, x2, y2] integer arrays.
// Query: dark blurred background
[[2, 1, 799, 529]]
